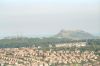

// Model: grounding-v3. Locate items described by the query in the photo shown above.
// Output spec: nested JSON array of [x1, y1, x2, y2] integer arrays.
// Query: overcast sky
[[0, 0, 100, 37]]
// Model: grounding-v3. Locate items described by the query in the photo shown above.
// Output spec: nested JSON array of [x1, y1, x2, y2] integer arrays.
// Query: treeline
[[0, 37, 70, 48], [0, 37, 100, 48], [87, 39, 100, 51]]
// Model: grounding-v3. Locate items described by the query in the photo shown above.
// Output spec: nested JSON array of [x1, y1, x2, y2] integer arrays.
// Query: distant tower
[[86, 39, 88, 45]]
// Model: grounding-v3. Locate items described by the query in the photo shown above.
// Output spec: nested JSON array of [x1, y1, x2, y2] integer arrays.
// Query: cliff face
[[55, 29, 95, 40]]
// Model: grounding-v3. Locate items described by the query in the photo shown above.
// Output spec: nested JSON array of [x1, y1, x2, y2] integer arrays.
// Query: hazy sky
[[0, 0, 100, 37]]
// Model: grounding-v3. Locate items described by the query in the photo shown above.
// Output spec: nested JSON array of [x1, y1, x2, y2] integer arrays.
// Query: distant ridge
[[55, 29, 95, 40]]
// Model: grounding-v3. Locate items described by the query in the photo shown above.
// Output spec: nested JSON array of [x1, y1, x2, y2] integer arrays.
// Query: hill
[[55, 29, 95, 40]]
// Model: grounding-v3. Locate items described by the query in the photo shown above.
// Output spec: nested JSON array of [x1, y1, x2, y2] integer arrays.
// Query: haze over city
[[0, 0, 100, 38]]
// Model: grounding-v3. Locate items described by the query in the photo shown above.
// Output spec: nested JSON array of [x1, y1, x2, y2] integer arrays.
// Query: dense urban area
[[0, 37, 100, 66], [0, 47, 100, 66]]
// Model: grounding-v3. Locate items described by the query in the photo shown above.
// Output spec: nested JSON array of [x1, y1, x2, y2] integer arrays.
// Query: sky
[[0, 0, 100, 37]]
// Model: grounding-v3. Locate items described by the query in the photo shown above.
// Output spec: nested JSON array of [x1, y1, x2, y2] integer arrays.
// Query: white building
[[55, 42, 87, 47]]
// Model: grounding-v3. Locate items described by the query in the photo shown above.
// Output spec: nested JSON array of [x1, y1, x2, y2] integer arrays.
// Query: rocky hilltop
[[55, 29, 95, 40]]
